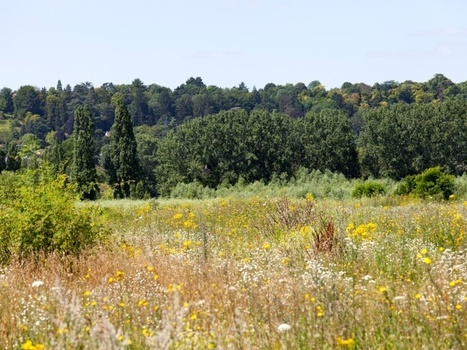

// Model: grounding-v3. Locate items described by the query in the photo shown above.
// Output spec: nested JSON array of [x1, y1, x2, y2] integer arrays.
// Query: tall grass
[[1, 196, 466, 349]]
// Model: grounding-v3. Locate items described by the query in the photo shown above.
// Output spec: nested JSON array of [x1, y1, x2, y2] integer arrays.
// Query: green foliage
[[4, 75, 467, 197], [0, 119, 13, 143], [396, 167, 455, 200], [170, 181, 214, 199], [0, 148, 5, 172], [0, 166, 107, 262], [155, 108, 361, 196], [352, 181, 386, 198], [72, 105, 99, 200], [13, 85, 43, 118], [109, 98, 141, 198], [155, 109, 254, 195], [359, 101, 467, 179], [5, 141, 21, 171], [0, 87, 14, 113], [44, 131, 66, 174], [134, 125, 162, 197], [299, 109, 360, 178]]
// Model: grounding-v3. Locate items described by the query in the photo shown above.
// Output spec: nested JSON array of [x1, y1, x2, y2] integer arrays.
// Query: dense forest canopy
[[1, 74, 467, 198]]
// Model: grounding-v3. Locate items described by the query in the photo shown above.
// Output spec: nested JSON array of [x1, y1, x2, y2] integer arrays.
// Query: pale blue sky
[[2, 0, 467, 91]]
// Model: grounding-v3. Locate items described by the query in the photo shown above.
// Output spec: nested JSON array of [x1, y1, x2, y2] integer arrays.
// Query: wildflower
[[83, 290, 91, 297], [316, 305, 324, 317], [137, 299, 148, 307], [378, 287, 387, 293], [172, 213, 183, 220], [449, 279, 463, 287], [31, 281, 44, 288], [337, 337, 355, 346], [420, 248, 428, 255], [21, 340, 44, 350], [423, 257, 432, 265], [263, 242, 271, 250], [56, 328, 68, 335], [415, 293, 422, 300], [456, 304, 462, 311], [347, 222, 377, 240], [115, 271, 125, 281], [277, 323, 291, 332]]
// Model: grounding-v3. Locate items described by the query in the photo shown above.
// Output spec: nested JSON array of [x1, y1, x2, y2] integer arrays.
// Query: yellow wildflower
[[337, 337, 355, 346], [137, 299, 148, 307], [21, 340, 44, 350], [423, 257, 432, 265]]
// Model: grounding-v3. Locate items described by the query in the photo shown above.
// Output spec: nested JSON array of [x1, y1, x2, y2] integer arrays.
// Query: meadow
[[1, 188, 466, 350]]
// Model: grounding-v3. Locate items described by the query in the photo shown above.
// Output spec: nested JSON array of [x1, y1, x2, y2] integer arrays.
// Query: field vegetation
[[1, 169, 466, 349], [2, 74, 467, 348]]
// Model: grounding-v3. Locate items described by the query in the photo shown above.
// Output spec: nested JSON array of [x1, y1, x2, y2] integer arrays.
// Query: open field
[[1, 195, 466, 349]]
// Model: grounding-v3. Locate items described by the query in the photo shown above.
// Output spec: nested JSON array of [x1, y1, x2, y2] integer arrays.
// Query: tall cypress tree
[[110, 97, 140, 198], [72, 105, 99, 200]]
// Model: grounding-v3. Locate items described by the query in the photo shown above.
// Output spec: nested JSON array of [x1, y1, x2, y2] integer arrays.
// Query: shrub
[[396, 166, 454, 200], [0, 166, 108, 263], [170, 181, 214, 199], [352, 181, 386, 198]]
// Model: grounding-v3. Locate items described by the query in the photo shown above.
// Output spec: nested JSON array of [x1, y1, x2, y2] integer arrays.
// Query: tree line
[[1, 74, 467, 198]]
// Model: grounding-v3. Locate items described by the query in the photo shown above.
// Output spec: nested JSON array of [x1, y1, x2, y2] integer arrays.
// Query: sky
[[2, 0, 467, 91]]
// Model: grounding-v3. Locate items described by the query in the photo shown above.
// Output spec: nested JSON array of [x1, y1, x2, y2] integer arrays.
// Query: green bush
[[352, 181, 386, 198], [170, 181, 214, 199], [0, 166, 108, 263], [396, 166, 454, 200]]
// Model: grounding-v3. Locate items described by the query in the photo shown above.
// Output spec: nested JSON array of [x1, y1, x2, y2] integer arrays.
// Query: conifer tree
[[109, 97, 140, 198], [72, 105, 99, 200]]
